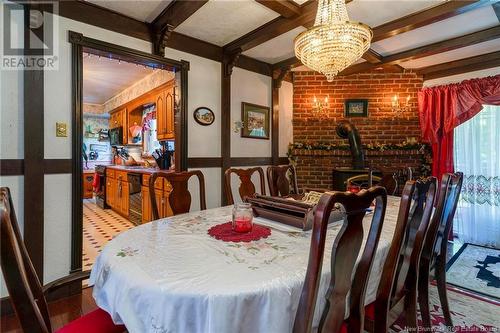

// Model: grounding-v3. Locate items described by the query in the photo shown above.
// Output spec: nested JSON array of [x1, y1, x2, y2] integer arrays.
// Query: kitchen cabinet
[[109, 107, 128, 144], [105, 169, 129, 218], [83, 172, 94, 199], [157, 82, 175, 141], [141, 175, 173, 223]]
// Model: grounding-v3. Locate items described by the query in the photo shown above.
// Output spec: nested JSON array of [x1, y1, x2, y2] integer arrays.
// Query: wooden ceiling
[[63, 0, 500, 80]]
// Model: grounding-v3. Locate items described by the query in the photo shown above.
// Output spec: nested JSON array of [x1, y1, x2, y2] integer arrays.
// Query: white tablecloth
[[89, 196, 401, 333]]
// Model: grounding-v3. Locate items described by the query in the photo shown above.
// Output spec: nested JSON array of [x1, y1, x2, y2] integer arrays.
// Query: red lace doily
[[207, 222, 271, 243]]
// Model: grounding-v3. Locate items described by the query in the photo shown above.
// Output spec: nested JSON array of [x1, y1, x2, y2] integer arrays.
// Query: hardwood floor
[[0, 287, 98, 333]]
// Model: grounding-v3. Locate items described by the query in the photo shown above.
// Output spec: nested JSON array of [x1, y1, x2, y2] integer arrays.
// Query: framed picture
[[193, 107, 215, 126], [241, 102, 270, 140], [344, 99, 368, 117]]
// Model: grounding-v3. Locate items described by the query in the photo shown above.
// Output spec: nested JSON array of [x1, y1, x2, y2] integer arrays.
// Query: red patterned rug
[[390, 284, 499, 332]]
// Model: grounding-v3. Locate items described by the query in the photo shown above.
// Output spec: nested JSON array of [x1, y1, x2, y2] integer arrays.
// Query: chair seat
[[55, 308, 125, 333], [365, 302, 375, 320]]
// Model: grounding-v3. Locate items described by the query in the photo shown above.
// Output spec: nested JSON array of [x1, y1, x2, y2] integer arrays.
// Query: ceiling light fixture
[[294, 0, 372, 82]]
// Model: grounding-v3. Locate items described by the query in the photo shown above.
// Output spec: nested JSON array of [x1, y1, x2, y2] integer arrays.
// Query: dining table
[[89, 196, 402, 333]]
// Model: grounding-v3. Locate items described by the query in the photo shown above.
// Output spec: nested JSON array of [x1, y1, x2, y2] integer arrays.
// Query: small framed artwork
[[193, 107, 215, 126], [241, 102, 270, 140], [344, 99, 368, 117]]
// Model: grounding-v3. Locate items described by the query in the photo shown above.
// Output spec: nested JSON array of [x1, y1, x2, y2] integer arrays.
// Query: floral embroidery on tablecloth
[[116, 247, 139, 257]]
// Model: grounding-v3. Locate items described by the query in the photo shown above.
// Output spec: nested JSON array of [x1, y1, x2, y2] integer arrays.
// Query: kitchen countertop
[[105, 165, 173, 175]]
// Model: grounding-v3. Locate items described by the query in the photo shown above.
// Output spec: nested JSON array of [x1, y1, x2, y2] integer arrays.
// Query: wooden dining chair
[[267, 164, 299, 197], [0, 187, 125, 333], [149, 170, 207, 218], [293, 186, 388, 333], [418, 172, 463, 330], [364, 177, 437, 333], [224, 167, 266, 205]]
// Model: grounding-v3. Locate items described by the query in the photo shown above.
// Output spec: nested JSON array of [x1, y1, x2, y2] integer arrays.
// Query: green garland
[[288, 141, 433, 177]]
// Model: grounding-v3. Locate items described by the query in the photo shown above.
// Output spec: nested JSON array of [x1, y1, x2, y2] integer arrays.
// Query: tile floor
[[82, 199, 134, 270]]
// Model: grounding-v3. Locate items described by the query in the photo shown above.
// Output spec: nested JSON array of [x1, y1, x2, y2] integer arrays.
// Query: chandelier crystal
[[294, 0, 372, 82]]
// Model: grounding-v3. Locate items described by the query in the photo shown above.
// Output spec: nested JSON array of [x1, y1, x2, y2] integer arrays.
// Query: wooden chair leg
[[404, 288, 418, 331], [418, 259, 432, 330], [435, 254, 453, 328]]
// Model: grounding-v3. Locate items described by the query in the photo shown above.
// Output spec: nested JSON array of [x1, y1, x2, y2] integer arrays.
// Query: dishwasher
[[128, 173, 142, 225]]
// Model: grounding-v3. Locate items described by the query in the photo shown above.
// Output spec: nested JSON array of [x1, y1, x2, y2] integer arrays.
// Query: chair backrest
[[346, 174, 382, 191], [293, 186, 388, 333], [421, 172, 463, 264], [0, 187, 51, 333], [149, 170, 207, 218], [224, 167, 266, 205], [372, 177, 437, 331], [267, 164, 299, 197]]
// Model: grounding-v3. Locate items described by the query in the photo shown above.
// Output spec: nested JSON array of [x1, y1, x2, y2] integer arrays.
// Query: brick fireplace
[[291, 69, 427, 190]]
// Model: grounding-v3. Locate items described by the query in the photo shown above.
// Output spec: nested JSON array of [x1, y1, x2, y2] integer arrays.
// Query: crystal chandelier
[[294, 0, 372, 82]]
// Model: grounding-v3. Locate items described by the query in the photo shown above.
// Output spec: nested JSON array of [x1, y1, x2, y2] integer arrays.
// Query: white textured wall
[[423, 67, 500, 87], [42, 13, 152, 284], [279, 81, 293, 157], [231, 68, 272, 157], [165, 48, 222, 158]]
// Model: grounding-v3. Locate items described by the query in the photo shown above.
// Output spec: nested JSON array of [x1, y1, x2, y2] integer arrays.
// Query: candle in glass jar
[[232, 203, 253, 233]]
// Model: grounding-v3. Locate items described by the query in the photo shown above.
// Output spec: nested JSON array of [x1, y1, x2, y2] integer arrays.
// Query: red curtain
[[418, 75, 500, 181]]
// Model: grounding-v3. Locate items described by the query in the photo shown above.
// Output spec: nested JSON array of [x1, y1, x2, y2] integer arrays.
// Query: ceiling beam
[[151, 0, 208, 32], [382, 25, 500, 64], [224, 0, 318, 53], [255, 0, 302, 18], [280, 25, 500, 75], [418, 51, 500, 80], [363, 49, 383, 64], [371, 0, 494, 42]]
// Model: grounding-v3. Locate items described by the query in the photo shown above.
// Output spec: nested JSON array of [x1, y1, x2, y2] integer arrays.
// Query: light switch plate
[[56, 122, 67, 137]]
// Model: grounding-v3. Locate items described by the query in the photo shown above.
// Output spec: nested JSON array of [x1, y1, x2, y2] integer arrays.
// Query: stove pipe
[[336, 121, 365, 169]]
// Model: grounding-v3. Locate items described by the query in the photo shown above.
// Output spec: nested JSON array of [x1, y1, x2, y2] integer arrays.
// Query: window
[[454, 105, 500, 248]]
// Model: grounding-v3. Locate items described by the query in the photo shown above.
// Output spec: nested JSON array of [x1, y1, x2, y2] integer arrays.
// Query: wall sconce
[[312, 96, 328, 119], [391, 94, 411, 115], [233, 120, 244, 133]]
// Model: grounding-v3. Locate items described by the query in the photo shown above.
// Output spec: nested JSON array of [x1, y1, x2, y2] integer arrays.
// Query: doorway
[[70, 31, 189, 275]]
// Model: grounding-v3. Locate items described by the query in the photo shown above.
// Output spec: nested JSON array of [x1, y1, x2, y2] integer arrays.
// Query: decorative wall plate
[[193, 107, 215, 126]]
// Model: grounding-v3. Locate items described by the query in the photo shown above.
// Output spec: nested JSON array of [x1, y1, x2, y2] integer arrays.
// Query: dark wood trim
[[167, 32, 223, 62], [272, 85, 280, 165], [56, 3, 273, 76], [230, 157, 273, 167], [363, 49, 383, 64], [43, 159, 72, 174], [278, 156, 289, 164], [383, 25, 500, 64], [237, 55, 273, 76], [255, 0, 302, 18], [23, 3, 44, 279], [69, 31, 190, 275], [0, 160, 24, 176], [371, 0, 492, 42], [221, 54, 232, 205], [272, 56, 300, 70], [278, 25, 500, 76], [187, 157, 222, 168], [58, 0, 151, 41], [223, 0, 318, 53], [179, 60, 190, 172], [152, 0, 208, 32], [418, 51, 500, 80], [70, 39, 83, 275]]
